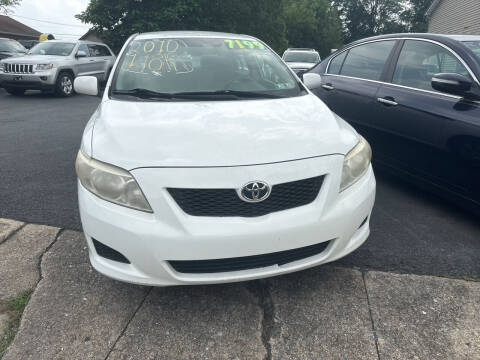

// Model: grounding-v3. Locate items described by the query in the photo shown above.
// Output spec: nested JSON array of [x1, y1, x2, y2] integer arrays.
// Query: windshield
[[0, 39, 26, 53], [463, 41, 480, 59], [283, 52, 319, 63], [112, 37, 302, 100], [29, 42, 75, 56]]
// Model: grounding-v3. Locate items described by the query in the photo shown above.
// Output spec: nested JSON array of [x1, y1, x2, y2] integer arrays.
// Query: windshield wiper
[[112, 88, 283, 100], [173, 90, 283, 99], [112, 88, 174, 99]]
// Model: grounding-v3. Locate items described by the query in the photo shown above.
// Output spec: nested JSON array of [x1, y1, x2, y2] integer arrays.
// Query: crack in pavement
[[246, 280, 274, 360], [0, 222, 26, 246], [35, 228, 64, 287], [363, 271, 381, 360], [104, 287, 153, 360]]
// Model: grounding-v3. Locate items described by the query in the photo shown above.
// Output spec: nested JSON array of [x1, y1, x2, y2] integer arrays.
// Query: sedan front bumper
[[78, 155, 376, 286]]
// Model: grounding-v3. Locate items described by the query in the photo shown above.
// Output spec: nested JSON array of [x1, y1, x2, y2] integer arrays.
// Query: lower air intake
[[92, 238, 130, 264], [169, 240, 331, 274]]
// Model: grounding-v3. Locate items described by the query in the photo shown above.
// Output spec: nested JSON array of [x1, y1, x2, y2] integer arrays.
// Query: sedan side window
[[340, 40, 396, 81], [392, 40, 470, 92], [327, 51, 347, 75]]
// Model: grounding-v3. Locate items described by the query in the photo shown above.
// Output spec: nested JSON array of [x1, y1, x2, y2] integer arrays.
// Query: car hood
[[89, 94, 358, 169], [286, 62, 316, 69], [0, 52, 24, 60], [0, 54, 68, 63]]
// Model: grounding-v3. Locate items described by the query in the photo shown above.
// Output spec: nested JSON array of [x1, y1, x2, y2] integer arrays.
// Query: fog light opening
[[92, 238, 130, 264], [358, 216, 369, 230]]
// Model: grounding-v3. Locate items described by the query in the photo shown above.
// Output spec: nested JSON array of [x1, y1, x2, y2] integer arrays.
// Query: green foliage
[[77, 0, 433, 58], [0, 291, 32, 357], [77, 0, 291, 54], [284, 0, 343, 57], [334, 0, 407, 43], [401, 0, 435, 33], [0, 0, 19, 14], [334, 0, 434, 43], [7, 291, 32, 313]]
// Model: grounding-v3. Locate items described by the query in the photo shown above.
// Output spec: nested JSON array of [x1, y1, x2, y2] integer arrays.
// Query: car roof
[[40, 39, 108, 46], [135, 31, 257, 41], [442, 34, 480, 42], [285, 48, 318, 52], [344, 33, 480, 47]]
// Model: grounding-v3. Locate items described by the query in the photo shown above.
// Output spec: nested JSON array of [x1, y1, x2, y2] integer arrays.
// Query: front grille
[[168, 176, 323, 217], [169, 240, 331, 273], [4, 63, 34, 74]]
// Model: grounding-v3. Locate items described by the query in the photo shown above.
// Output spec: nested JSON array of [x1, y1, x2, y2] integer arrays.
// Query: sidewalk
[[0, 218, 479, 360]]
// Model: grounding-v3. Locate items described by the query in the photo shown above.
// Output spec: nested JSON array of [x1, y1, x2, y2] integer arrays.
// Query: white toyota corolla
[[74, 31, 375, 286]]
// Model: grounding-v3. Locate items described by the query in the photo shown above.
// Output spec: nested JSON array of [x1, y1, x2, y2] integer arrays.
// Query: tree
[[0, 0, 19, 14], [333, 0, 407, 43], [333, 0, 434, 44], [76, 0, 289, 53], [284, 0, 343, 57], [401, 0, 434, 33]]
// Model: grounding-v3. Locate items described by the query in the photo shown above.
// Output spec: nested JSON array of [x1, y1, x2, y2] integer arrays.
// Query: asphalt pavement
[[0, 88, 479, 278]]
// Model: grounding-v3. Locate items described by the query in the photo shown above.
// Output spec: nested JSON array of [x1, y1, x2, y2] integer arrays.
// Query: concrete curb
[[0, 218, 479, 360]]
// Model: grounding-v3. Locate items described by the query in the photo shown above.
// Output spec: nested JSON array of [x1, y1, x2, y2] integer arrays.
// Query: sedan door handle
[[377, 97, 398, 106], [322, 84, 334, 91]]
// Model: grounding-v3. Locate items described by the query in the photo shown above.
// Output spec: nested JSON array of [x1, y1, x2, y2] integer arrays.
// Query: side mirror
[[302, 72, 323, 90], [74, 76, 98, 96], [431, 73, 478, 99], [76, 50, 87, 58]]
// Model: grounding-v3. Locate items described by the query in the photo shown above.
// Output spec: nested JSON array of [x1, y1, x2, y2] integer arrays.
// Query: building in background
[[427, 0, 480, 34], [0, 15, 41, 40], [80, 30, 104, 43]]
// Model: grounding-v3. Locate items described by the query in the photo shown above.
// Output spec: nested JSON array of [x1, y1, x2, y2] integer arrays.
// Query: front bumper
[[0, 70, 56, 90], [79, 155, 376, 286]]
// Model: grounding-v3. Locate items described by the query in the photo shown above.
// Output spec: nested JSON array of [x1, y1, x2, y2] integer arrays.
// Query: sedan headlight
[[36, 64, 54, 70], [340, 136, 372, 192], [75, 151, 152, 212]]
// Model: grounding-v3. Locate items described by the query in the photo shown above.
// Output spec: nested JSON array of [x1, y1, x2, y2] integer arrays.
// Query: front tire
[[5, 87, 25, 96], [55, 72, 74, 97]]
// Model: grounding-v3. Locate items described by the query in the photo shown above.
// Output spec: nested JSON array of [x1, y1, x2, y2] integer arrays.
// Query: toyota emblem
[[238, 181, 271, 203]]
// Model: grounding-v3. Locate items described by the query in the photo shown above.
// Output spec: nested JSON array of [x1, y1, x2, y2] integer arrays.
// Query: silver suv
[[0, 40, 116, 97], [282, 48, 321, 74]]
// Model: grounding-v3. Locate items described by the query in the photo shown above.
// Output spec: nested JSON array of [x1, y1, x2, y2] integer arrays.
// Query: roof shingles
[[0, 15, 41, 38]]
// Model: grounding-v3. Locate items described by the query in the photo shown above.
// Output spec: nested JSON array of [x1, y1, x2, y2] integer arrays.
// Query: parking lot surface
[[1, 221, 479, 360], [1, 88, 479, 279]]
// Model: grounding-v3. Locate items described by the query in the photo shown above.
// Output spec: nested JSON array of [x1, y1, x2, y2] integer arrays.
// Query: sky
[[8, 0, 91, 40]]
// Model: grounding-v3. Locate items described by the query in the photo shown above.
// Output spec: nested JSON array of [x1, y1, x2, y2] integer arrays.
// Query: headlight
[[35, 64, 54, 70], [340, 136, 372, 192], [75, 151, 152, 212]]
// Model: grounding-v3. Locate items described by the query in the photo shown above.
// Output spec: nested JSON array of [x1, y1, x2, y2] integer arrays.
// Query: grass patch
[[0, 290, 32, 358]]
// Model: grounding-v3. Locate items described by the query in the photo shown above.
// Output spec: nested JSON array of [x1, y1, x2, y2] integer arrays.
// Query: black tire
[[55, 72, 74, 97], [5, 87, 25, 96]]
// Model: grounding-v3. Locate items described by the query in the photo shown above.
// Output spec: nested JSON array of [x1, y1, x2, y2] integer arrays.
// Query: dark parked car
[[0, 38, 27, 60], [18, 39, 39, 50], [307, 33, 480, 213]]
